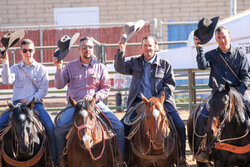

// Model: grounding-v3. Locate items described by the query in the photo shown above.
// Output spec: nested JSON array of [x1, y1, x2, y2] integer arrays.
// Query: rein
[[211, 96, 250, 154], [74, 110, 106, 160], [0, 135, 46, 167]]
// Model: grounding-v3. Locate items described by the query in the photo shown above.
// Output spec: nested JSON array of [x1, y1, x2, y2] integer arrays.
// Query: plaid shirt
[[55, 58, 110, 102]]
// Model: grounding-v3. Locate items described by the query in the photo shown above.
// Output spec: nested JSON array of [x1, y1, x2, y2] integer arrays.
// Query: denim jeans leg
[[34, 103, 57, 165], [0, 110, 12, 129], [96, 101, 125, 158], [54, 106, 74, 165], [0, 101, 21, 129], [168, 111, 186, 157]]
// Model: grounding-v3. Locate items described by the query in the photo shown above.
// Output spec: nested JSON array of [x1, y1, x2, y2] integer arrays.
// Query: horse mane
[[74, 100, 95, 114], [228, 87, 246, 124], [12, 103, 35, 119]]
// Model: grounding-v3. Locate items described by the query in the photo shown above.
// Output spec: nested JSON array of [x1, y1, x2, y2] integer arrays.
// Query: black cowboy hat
[[1, 30, 25, 57], [54, 33, 80, 61], [194, 17, 219, 44]]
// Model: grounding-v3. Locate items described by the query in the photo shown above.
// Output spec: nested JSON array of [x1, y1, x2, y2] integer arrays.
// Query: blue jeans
[[0, 102, 57, 165], [164, 102, 186, 158], [55, 101, 125, 165]]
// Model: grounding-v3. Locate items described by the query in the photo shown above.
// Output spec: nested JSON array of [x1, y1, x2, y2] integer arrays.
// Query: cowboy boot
[[195, 138, 209, 163]]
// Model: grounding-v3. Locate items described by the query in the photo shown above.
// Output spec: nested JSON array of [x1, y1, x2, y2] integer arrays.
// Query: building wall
[[1, 0, 249, 26]]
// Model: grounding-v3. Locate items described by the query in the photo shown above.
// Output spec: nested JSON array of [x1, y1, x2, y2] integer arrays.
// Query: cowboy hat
[[54, 33, 80, 61], [194, 17, 219, 45], [122, 19, 145, 43], [1, 30, 25, 57]]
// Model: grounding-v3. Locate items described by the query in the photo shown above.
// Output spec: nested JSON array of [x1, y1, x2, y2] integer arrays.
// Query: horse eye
[[146, 116, 149, 120]]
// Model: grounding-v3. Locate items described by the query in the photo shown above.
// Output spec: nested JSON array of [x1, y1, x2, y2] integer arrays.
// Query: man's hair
[[79, 36, 93, 44], [20, 39, 34, 48], [142, 36, 158, 45], [215, 26, 230, 35]]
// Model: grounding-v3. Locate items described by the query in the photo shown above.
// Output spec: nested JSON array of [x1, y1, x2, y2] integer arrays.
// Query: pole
[[230, 0, 237, 16]]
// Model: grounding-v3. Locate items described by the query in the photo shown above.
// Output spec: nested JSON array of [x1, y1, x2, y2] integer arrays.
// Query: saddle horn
[[7, 101, 14, 110], [211, 77, 219, 89], [141, 93, 149, 104], [69, 97, 77, 108]]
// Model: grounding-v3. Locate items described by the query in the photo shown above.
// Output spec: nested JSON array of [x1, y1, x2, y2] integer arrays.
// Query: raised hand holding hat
[[194, 17, 219, 45], [54, 32, 80, 61], [0, 30, 25, 58]]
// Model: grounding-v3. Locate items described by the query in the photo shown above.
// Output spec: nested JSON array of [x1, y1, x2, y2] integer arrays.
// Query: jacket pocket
[[155, 68, 165, 78]]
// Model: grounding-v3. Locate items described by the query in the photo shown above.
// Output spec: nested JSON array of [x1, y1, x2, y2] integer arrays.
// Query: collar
[[217, 45, 235, 55], [19, 60, 37, 67], [140, 54, 160, 66], [78, 58, 96, 67], [143, 54, 156, 64]]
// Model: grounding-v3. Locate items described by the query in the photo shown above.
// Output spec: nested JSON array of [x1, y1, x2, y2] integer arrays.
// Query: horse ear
[[211, 77, 219, 89], [90, 94, 97, 107], [69, 97, 77, 108], [225, 82, 230, 93], [141, 93, 149, 104], [27, 98, 35, 110], [160, 91, 165, 104], [7, 101, 14, 110]]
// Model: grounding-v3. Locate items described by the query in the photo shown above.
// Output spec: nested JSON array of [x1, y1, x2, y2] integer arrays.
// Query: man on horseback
[[0, 39, 57, 166], [193, 24, 250, 162], [53, 36, 125, 166], [114, 35, 188, 165]]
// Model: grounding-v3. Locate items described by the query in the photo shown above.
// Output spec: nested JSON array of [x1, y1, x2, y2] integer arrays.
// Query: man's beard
[[84, 53, 92, 59]]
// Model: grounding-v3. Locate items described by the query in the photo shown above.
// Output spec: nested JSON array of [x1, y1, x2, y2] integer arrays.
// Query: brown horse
[[60, 96, 123, 167], [0, 99, 53, 167], [127, 92, 179, 167]]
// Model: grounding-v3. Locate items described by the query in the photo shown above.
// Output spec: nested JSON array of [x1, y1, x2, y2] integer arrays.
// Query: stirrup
[[195, 150, 209, 163]]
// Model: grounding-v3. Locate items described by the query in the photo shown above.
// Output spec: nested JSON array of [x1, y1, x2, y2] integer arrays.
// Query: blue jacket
[[196, 46, 249, 95], [114, 50, 176, 110]]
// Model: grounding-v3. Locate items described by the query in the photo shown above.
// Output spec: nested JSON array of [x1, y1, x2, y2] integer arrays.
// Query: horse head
[[69, 96, 97, 150], [8, 98, 40, 157], [207, 82, 247, 139], [141, 91, 169, 150]]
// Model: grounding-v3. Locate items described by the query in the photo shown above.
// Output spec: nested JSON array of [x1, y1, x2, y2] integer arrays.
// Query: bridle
[[209, 95, 249, 144], [145, 113, 168, 151], [74, 108, 106, 160], [0, 109, 47, 167], [129, 104, 176, 160]]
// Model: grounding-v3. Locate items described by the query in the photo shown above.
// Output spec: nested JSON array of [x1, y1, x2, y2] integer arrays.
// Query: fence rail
[[0, 67, 211, 113]]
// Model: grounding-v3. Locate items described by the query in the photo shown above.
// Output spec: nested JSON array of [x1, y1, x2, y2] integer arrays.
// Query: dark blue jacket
[[196, 46, 249, 95], [114, 50, 176, 110]]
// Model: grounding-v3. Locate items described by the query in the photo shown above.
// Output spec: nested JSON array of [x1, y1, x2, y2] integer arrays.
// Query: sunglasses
[[81, 45, 94, 50], [22, 49, 34, 53]]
